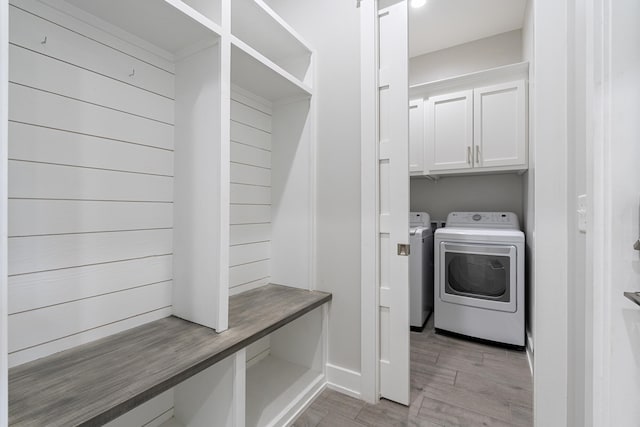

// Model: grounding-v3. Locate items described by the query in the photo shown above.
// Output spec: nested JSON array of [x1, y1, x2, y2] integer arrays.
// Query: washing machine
[[410, 212, 434, 331], [434, 212, 525, 347]]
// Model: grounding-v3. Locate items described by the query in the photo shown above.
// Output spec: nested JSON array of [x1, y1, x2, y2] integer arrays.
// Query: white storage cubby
[[4, 0, 322, 425], [245, 307, 325, 427]]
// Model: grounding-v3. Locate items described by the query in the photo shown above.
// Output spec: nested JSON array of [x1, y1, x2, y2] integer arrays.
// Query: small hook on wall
[[41, 36, 47, 45], [129, 68, 135, 78]]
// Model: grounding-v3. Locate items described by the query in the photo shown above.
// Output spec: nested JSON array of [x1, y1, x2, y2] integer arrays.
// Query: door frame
[[360, 0, 380, 404]]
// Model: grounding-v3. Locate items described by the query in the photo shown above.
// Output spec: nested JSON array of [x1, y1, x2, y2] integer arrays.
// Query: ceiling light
[[411, 0, 427, 8]]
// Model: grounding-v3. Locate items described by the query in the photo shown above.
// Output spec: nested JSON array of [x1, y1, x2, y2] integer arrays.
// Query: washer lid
[[410, 211, 431, 227]]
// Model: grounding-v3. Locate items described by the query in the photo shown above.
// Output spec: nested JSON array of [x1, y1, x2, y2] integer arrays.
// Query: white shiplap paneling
[[8, 280, 172, 352], [7, 2, 175, 366], [8, 255, 173, 314], [231, 121, 271, 151], [229, 260, 269, 289], [8, 229, 172, 276], [9, 4, 175, 98], [229, 91, 272, 292], [9, 122, 174, 176], [229, 241, 270, 267], [9, 199, 172, 236], [9, 83, 173, 150], [9, 160, 173, 201], [230, 183, 271, 205], [9, 44, 174, 124]]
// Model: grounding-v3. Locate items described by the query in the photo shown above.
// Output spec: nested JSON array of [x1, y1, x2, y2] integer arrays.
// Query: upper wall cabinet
[[411, 62, 528, 177]]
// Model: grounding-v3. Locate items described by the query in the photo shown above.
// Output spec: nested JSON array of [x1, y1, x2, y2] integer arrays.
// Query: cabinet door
[[409, 99, 424, 175], [473, 80, 526, 168], [425, 90, 473, 172]]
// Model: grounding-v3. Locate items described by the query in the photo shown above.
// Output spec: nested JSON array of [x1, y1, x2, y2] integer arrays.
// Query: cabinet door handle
[[467, 146, 471, 164], [476, 146, 480, 164]]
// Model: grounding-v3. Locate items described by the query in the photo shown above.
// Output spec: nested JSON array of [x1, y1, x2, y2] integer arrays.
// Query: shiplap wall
[[229, 89, 272, 295], [7, 4, 174, 368]]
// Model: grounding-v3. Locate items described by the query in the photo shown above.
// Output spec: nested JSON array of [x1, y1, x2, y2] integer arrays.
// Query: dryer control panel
[[445, 212, 520, 229]]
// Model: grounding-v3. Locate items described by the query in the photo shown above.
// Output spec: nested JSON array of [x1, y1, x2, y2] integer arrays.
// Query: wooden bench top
[[9, 284, 332, 426]]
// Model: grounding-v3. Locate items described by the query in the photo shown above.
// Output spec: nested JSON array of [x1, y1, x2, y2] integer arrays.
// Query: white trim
[[326, 363, 362, 400], [526, 332, 534, 376], [410, 61, 529, 98], [0, 0, 8, 424], [532, 0, 569, 424], [360, 0, 379, 405], [587, 0, 612, 424]]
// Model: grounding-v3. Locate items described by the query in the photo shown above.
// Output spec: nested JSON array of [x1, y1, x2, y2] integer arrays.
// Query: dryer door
[[439, 242, 517, 313]]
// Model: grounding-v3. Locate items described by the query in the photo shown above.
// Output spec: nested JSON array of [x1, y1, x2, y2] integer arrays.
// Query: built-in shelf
[[8, 284, 331, 427], [624, 291, 640, 307], [231, 37, 312, 102], [232, 0, 312, 84], [246, 355, 323, 427], [45, 0, 222, 56]]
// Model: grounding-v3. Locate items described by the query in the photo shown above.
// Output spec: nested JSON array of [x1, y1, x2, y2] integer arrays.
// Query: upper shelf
[[45, 0, 222, 57], [9, 284, 332, 426], [410, 61, 529, 99], [232, 0, 313, 85], [231, 37, 312, 102]]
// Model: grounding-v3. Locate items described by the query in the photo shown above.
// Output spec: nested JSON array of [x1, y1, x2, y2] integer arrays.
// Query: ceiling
[[409, 0, 527, 58]]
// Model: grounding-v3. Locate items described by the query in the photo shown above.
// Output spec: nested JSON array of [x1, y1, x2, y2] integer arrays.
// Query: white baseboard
[[526, 331, 534, 376], [325, 363, 361, 399]]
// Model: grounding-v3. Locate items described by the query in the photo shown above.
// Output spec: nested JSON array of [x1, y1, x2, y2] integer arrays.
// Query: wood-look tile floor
[[293, 317, 532, 427]]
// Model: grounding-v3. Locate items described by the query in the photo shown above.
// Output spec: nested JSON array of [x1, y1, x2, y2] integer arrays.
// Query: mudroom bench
[[9, 284, 332, 426]]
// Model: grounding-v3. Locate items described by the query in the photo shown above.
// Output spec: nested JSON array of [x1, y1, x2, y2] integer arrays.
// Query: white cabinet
[[409, 99, 425, 175], [411, 63, 529, 177], [424, 81, 526, 175], [474, 80, 526, 168], [425, 89, 474, 172]]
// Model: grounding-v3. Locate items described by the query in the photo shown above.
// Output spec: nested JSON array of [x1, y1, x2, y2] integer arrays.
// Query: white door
[[409, 99, 424, 175], [590, 0, 640, 424], [378, 0, 410, 405], [425, 90, 473, 172], [474, 81, 526, 168]]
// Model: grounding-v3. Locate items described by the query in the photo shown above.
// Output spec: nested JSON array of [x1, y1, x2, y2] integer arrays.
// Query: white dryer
[[434, 212, 525, 347], [410, 212, 434, 330]]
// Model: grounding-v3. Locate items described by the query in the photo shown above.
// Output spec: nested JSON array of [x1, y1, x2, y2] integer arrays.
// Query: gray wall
[[411, 174, 524, 223], [265, 0, 362, 373], [409, 29, 523, 86]]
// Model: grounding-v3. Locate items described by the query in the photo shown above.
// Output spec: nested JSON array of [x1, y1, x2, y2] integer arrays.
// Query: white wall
[[566, 0, 588, 425], [264, 0, 363, 380], [410, 174, 524, 223], [409, 29, 523, 86]]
